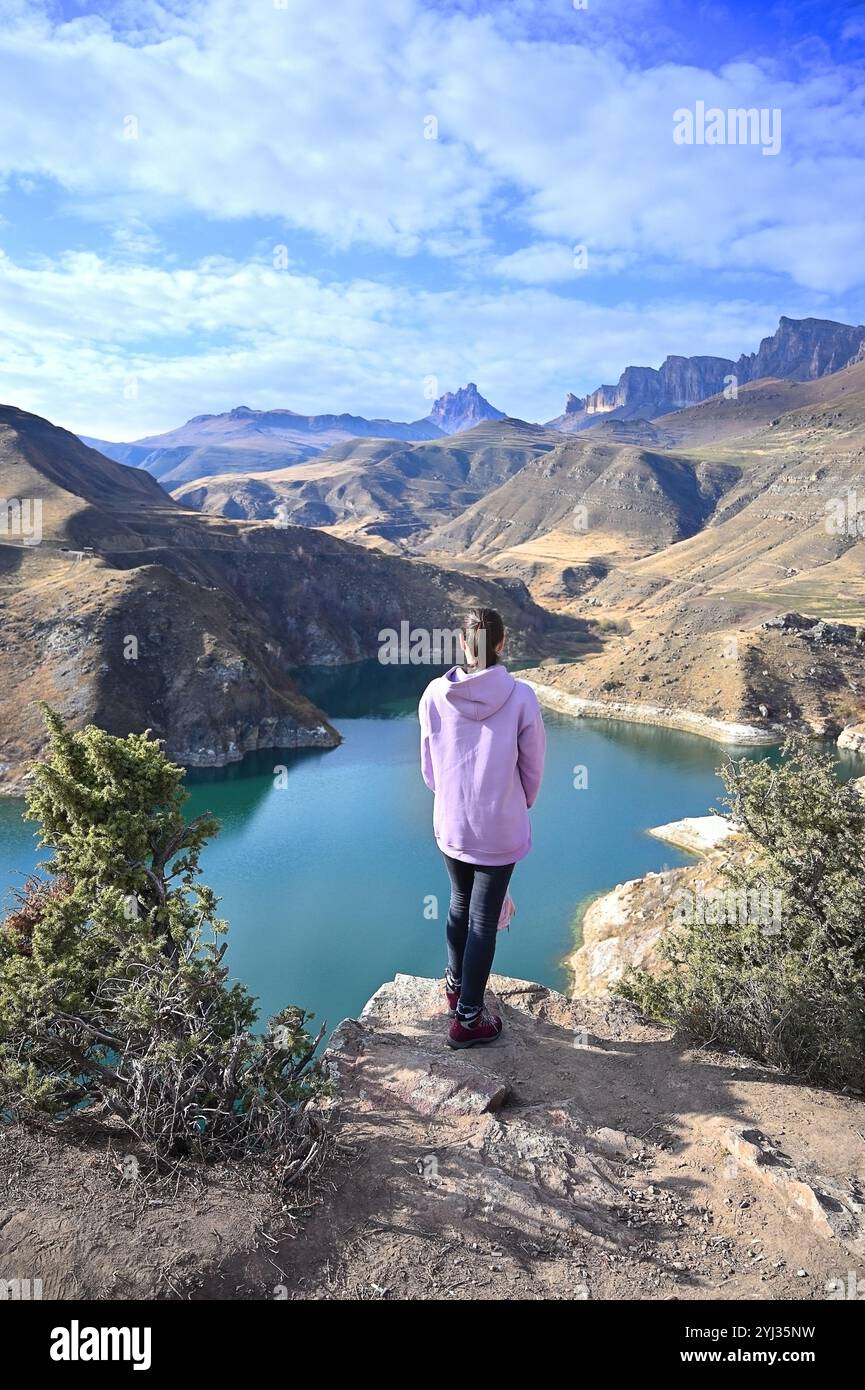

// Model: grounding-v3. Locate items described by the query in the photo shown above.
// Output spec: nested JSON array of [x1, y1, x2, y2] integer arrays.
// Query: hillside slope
[[592, 355, 865, 627], [511, 359, 865, 738], [524, 615, 865, 744], [173, 418, 561, 544], [420, 436, 740, 604]]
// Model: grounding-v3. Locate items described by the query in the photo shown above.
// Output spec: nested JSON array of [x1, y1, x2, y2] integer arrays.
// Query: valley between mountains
[[4, 314, 865, 784]]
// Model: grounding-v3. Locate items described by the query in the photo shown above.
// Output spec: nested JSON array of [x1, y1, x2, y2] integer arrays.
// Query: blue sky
[[0, 0, 864, 439]]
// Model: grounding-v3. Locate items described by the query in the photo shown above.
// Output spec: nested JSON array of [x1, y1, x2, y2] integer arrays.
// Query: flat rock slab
[[722, 1125, 865, 1255], [359, 972, 449, 1031], [325, 1015, 509, 1117], [355, 1048, 509, 1117], [648, 813, 734, 855], [322, 976, 641, 1243]]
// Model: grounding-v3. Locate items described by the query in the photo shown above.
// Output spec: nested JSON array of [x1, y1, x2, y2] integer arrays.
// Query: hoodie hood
[[442, 664, 516, 721]]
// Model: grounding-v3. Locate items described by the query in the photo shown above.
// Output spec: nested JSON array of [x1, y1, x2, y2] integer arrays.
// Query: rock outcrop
[[569, 815, 736, 997], [722, 1127, 865, 1256], [838, 723, 865, 753], [550, 316, 865, 432], [736, 316, 865, 385], [423, 383, 506, 435], [303, 973, 865, 1299], [568, 868, 693, 997], [582, 356, 734, 420], [324, 974, 639, 1246], [648, 814, 736, 855]]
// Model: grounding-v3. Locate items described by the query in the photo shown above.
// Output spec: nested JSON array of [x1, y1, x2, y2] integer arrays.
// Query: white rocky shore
[[568, 815, 734, 997], [524, 680, 781, 746], [647, 813, 736, 854], [838, 722, 865, 753]]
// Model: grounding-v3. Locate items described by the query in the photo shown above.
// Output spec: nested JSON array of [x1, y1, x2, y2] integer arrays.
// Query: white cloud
[[0, 0, 495, 254], [0, 245, 807, 437], [0, 1, 861, 291], [493, 241, 639, 283], [109, 218, 165, 260], [0, 2, 863, 436], [494, 243, 577, 284]]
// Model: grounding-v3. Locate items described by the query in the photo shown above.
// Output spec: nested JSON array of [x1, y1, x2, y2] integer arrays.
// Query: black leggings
[[442, 855, 515, 1013]]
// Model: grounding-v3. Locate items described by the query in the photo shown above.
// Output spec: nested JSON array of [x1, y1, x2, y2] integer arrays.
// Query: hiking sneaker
[[444, 975, 461, 1017], [447, 1007, 503, 1049]]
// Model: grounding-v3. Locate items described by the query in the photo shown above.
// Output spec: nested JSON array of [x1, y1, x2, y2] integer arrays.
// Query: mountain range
[[85, 318, 865, 485], [5, 312, 865, 785], [160, 318, 865, 579], [82, 383, 506, 487], [545, 316, 865, 430], [174, 417, 560, 542], [158, 317, 865, 736]]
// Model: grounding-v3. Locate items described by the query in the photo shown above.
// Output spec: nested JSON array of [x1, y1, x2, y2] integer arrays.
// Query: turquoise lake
[[2, 663, 859, 1037]]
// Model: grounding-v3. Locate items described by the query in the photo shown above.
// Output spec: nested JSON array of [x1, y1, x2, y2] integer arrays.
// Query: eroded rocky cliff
[[550, 316, 865, 431]]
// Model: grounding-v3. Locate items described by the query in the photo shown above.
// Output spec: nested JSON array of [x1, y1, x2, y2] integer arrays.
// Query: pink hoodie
[[419, 664, 546, 866]]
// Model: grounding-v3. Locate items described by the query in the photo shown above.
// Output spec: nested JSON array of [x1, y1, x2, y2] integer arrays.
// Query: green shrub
[[591, 617, 632, 636], [0, 709, 326, 1165], [619, 734, 865, 1089]]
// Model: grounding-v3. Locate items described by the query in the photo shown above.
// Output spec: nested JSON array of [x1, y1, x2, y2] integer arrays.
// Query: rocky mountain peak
[[550, 316, 865, 433], [426, 383, 506, 434], [735, 316, 865, 383]]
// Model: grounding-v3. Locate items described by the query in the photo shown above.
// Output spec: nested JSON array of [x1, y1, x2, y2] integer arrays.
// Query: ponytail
[[461, 608, 505, 669]]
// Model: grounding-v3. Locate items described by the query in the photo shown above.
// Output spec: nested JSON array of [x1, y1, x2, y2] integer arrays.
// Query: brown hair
[[462, 608, 505, 669]]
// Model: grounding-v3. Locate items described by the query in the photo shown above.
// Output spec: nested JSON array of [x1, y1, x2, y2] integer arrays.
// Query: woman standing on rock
[[419, 608, 546, 1048]]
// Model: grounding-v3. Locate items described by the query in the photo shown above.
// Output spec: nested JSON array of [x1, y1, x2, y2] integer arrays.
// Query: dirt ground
[[2, 976, 863, 1302]]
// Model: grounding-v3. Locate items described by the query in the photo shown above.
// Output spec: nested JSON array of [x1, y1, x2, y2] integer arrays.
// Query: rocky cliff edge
[[311, 972, 865, 1300]]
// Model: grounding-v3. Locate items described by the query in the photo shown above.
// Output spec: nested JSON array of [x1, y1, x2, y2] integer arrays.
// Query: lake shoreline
[[0, 665, 784, 799], [524, 679, 782, 747]]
